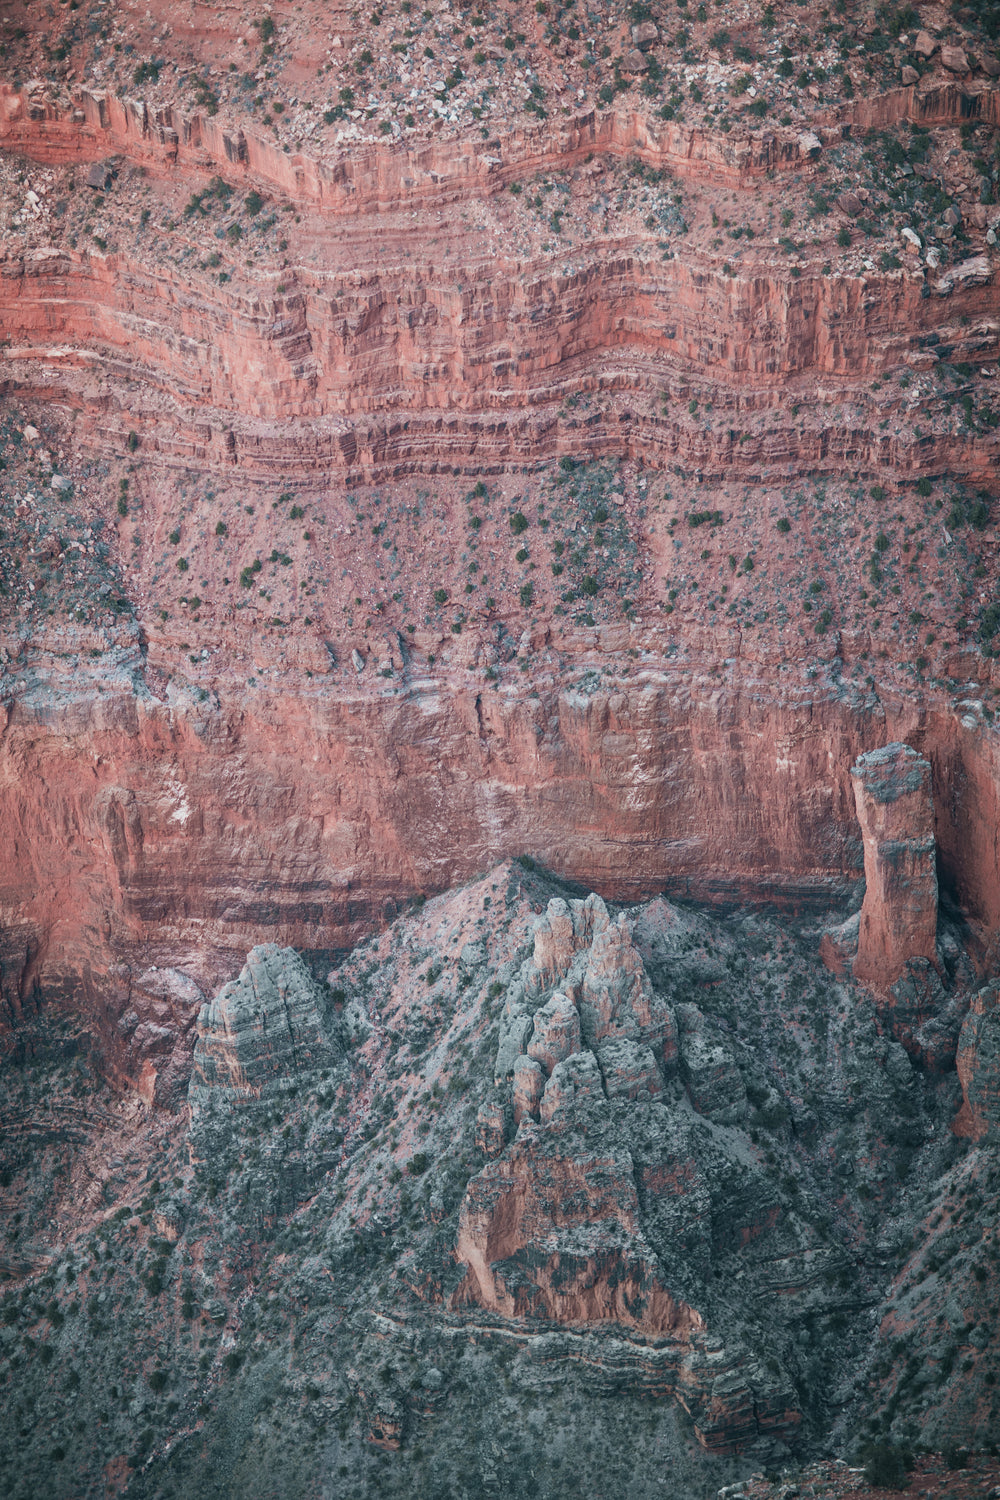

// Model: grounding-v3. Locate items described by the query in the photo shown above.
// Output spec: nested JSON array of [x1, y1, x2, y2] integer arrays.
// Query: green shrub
[[510, 511, 529, 534], [776, 517, 791, 532], [862, 1441, 912, 1489]]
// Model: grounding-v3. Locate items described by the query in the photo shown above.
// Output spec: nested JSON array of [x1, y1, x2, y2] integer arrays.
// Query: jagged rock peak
[[189, 944, 337, 1101], [530, 892, 611, 984]]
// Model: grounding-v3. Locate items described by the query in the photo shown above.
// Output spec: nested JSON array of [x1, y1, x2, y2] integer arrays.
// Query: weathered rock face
[[851, 743, 939, 988], [596, 1038, 664, 1102], [511, 1053, 545, 1125], [955, 984, 1000, 1138], [454, 1139, 703, 1335], [189, 943, 337, 1103], [676, 1004, 748, 1126], [115, 965, 205, 1110], [526, 992, 581, 1075]]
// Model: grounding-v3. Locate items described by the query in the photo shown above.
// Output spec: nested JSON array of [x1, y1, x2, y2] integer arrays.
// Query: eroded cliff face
[[1, 1, 1000, 1489], [0, 46, 998, 1076]]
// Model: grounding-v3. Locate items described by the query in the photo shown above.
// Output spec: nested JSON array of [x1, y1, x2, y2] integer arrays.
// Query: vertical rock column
[[851, 743, 938, 987]]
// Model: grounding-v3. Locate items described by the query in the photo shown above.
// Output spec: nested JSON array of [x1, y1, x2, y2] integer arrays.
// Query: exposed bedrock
[[1, 239, 997, 486], [851, 742, 939, 989], [3, 667, 1000, 1084], [1, 83, 998, 485]]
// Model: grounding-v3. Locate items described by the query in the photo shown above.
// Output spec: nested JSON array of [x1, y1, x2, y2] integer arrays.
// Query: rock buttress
[[851, 743, 938, 988]]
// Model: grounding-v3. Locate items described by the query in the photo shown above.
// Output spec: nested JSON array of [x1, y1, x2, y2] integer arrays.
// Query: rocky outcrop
[[675, 1005, 748, 1126], [526, 993, 581, 1075], [454, 1139, 703, 1335], [539, 1048, 607, 1125], [955, 984, 1000, 1138], [851, 743, 939, 988], [512, 1054, 545, 1125], [596, 1038, 664, 1102], [189, 943, 337, 1104]]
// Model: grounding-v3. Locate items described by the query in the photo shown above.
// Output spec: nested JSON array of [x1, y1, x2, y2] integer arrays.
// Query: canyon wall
[[3, 648, 1000, 1063]]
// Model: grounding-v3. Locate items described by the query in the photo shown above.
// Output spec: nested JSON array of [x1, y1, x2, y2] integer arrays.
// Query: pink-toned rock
[[819, 911, 860, 977], [475, 1100, 507, 1156], [631, 20, 659, 48], [529, 893, 611, 989], [530, 898, 577, 983], [851, 744, 938, 989], [901, 64, 920, 85], [954, 985, 1000, 1139], [914, 29, 937, 58], [940, 45, 970, 73], [512, 1054, 545, 1124], [579, 914, 678, 1065], [527, 992, 582, 1074], [454, 1138, 704, 1334]]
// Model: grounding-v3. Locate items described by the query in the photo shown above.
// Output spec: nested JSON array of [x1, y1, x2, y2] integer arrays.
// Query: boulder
[[632, 20, 659, 47], [625, 48, 648, 72], [850, 744, 938, 988], [837, 191, 864, 217], [913, 29, 937, 58], [940, 45, 970, 72], [901, 64, 919, 84], [981, 53, 1000, 77], [86, 161, 115, 190]]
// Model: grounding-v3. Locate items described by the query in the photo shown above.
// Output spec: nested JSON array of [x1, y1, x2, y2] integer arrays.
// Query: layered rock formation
[[190, 943, 337, 1103]]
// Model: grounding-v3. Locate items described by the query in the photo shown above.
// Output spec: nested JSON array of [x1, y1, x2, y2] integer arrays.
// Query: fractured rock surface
[[851, 743, 939, 988]]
